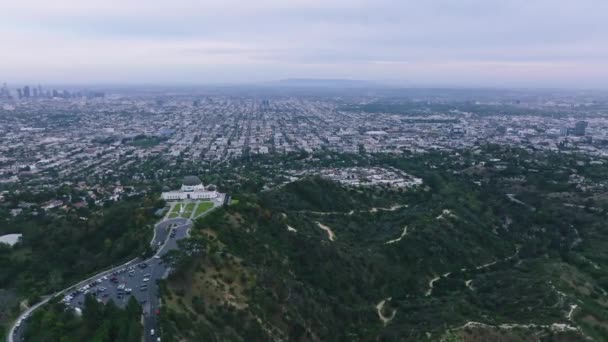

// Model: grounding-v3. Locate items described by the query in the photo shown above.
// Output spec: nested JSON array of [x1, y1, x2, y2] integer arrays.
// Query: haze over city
[[2, 0, 608, 88]]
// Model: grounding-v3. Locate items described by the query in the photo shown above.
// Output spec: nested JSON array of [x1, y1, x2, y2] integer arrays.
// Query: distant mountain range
[[270, 78, 380, 88]]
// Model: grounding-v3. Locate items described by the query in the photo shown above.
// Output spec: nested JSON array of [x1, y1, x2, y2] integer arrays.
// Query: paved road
[[143, 219, 191, 342], [7, 215, 195, 342]]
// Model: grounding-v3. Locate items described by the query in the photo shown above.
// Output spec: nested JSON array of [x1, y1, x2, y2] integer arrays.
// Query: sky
[[1, 0, 608, 88]]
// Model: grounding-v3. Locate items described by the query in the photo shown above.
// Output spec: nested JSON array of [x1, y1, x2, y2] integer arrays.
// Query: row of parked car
[[62, 261, 151, 305], [62, 275, 109, 304]]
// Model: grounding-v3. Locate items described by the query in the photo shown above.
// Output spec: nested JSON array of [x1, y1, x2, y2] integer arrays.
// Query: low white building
[[0, 233, 22, 247], [162, 176, 218, 201]]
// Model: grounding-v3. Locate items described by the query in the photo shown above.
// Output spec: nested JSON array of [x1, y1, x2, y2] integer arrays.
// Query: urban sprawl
[[1, 85, 607, 191]]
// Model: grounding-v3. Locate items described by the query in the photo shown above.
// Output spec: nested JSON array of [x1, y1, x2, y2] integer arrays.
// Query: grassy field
[[193, 202, 214, 217], [182, 203, 195, 218], [168, 203, 196, 218], [231, 199, 239, 205], [168, 205, 180, 218]]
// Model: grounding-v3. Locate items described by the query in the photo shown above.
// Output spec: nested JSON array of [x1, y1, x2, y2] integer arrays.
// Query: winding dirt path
[[425, 272, 451, 296], [370, 204, 408, 213], [316, 222, 336, 241], [460, 321, 579, 333], [426, 247, 520, 296], [506, 194, 536, 211], [567, 304, 578, 321], [376, 298, 396, 325], [295, 204, 408, 216], [385, 226, 408, 244]]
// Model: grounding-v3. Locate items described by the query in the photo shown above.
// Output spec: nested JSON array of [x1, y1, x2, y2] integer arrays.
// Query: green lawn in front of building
[[193, 201, 214, 218], [181, 203, 196, 218], [168, 202, 196, 218]]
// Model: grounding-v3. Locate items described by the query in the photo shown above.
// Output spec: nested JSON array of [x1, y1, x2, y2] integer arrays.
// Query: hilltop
[[156, 149, 608, 341]]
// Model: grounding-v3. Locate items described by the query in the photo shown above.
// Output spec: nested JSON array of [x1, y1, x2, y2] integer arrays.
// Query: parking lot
[[63, 219, 189, 316], [63, 259, 159, 310], [10, 217, 193, 342]]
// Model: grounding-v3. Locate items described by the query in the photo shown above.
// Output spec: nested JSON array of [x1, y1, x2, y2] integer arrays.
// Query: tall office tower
[[574, 121, 588, 136], [23, 86, 31, 98], [17, 89, 23, 99]]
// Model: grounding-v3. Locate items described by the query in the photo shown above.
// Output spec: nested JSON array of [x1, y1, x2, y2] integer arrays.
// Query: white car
[[150, 329, 155, 336]]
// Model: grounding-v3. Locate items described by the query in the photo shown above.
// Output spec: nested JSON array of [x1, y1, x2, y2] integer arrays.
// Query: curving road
[[8, 199, 221, 342]]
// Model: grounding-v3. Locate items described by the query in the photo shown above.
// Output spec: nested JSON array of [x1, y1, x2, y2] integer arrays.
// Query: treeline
[[24, 295, 142, 342], [0, 195, 162, 299]]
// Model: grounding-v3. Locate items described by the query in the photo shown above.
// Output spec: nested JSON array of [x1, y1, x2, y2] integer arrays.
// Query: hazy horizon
[[2, 0, 608, 88]]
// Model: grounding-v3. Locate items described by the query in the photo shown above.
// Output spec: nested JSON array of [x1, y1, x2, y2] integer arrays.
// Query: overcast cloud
[[1, 0, 607, 87]]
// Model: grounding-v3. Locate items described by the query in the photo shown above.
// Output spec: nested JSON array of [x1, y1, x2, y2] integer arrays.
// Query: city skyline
[[2, 0, 608, 88]]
